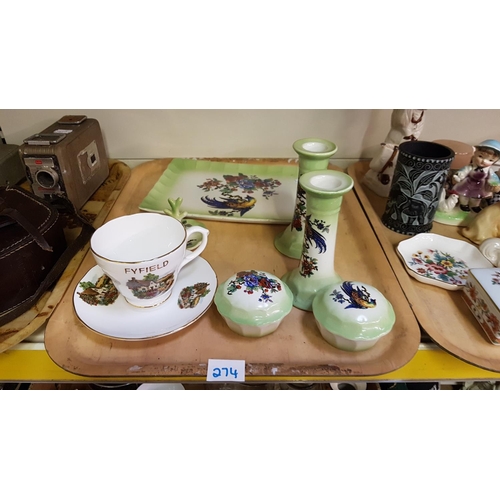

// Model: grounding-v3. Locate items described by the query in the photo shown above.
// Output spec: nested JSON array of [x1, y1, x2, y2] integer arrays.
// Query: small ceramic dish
[[214, 270, 293, 337], [396, 233, 493, 291], [312, 281, 395, 352]]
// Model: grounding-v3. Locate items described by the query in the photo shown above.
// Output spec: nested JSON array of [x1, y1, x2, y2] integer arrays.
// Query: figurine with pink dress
[[435, 139, 500, 226], [451, 139, 500, 213]]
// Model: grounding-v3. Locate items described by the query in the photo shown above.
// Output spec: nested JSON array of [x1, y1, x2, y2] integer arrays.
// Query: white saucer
[[396, 233, 493, 291], [73, 257, 217, 340]]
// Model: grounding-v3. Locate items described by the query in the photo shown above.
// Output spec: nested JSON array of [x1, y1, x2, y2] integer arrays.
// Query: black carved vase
[[381, 141, 454, 235]]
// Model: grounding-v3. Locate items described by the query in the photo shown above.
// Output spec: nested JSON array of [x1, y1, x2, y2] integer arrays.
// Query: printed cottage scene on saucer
[[73, 257, 217, 341]]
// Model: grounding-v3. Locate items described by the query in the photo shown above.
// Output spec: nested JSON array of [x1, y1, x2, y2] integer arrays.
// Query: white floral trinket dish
[[396, 233, 493, 291], [463, 268, 500, 346], [214, 270, 293, 337], [312, 281, 396, 352]]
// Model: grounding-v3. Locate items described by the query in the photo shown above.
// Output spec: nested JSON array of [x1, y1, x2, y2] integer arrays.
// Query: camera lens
[[35, 169, 58, 188]]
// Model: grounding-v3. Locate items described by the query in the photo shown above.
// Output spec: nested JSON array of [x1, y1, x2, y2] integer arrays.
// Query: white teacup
[[90, 213, 209, 307]]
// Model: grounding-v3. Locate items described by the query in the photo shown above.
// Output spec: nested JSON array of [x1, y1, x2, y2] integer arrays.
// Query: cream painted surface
[[2, 109, 500, 161]]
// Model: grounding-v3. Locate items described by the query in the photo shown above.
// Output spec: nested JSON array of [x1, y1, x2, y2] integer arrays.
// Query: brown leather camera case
[[0, 186, 67, 326]]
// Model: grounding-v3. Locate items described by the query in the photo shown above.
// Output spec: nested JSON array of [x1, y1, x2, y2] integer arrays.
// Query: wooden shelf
[[2, 343, 500, 383]]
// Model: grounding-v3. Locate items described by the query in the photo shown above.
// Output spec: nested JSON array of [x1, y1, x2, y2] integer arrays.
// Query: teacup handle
[[178, 225, 210, 271]]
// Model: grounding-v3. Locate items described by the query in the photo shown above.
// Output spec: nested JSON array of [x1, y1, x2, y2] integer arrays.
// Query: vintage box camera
[[20, 115, 109, 209]]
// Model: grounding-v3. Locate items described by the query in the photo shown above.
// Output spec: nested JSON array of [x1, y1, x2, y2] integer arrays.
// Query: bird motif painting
[[200, 194, 257, 217], [304, 215, 328, 254], [340, 281, 377, 309], [330, 281, 377, 309]]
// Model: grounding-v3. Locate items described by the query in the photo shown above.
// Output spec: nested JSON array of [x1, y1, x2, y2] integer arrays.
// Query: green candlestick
[[274, 138, 338, 259], [281, 169, 354, 311]]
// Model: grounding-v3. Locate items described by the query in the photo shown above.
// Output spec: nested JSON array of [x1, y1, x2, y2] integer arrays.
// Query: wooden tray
[[44, 159, 421, 379], [0, 160, 130, 353], [349, 161, 500, 373]]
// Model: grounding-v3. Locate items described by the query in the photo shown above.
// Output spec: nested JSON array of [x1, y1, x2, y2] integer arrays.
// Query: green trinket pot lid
[[214, 270, 293, 326], [312, 281, 396, 341]]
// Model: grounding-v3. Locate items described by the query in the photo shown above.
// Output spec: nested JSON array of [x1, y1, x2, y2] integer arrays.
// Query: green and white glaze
[[214, 270, 293, 337], [434, 206, 476, 227], [162, 197, 208, 250], [281, 169, 353, 311], [274, 138, 338, 259], [140, 158, 298, 224], [312, 281, 396, 352]]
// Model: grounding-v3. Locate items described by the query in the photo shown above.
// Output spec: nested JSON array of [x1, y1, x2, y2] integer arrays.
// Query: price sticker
[[207, 359, 245, 382]]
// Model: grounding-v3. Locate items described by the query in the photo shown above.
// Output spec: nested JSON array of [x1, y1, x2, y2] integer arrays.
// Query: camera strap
[[0, 199, 53, 251]]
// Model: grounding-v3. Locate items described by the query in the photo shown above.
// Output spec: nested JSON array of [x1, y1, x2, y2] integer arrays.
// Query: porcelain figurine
[[450, 140, 500, 213], [434, 140, 500, 226], [438, 189, 459, 212], [462, 202, 500, 245], [433, 169, 475, 226], [363, 109, 426, 197]]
